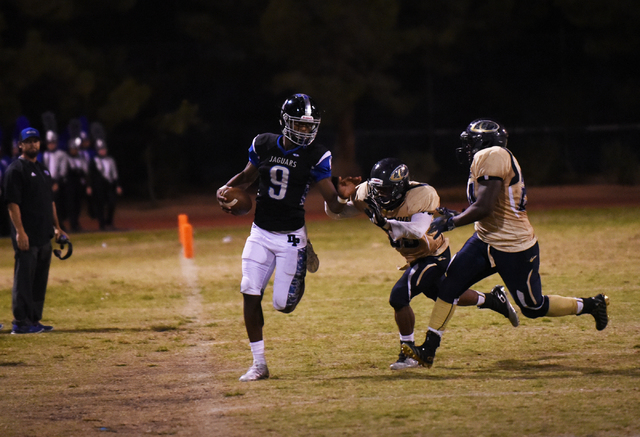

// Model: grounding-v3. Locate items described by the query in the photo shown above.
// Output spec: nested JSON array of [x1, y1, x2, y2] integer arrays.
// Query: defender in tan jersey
[[326, 158, 519, 370], [403, 120, 610, 369], [469, 146, 536, 252]]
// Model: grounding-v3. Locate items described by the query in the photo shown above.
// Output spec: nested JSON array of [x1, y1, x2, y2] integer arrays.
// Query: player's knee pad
[[390, 302, 410, 313], [240, 275, 261, 296], [520, 305, 547, 319], [389, 278, 411, 311], [514, 296, 548, 319], [511, 289, 548, 319], [389, 300, 405, 312], [389, 294, 409, 311]]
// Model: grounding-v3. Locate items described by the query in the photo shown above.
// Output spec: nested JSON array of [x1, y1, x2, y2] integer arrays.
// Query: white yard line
[[180, 254, 200, 307]]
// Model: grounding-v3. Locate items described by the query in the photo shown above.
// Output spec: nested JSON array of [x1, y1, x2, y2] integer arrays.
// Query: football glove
[[436, 206, 460, 217], [429, 207, 457, 239], [364, 197, 390, 230]]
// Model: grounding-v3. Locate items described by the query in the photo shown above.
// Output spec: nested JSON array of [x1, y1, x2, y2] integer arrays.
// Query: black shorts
[[389, 247, 451, 310]]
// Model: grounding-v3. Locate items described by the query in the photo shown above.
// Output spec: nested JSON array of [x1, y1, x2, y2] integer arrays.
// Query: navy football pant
[[389, 247, 451, 311], [438, 233, 549, 318]]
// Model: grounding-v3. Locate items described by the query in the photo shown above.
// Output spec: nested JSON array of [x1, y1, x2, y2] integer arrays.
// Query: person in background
[[88, 138, 122, 230], [68, 118, 95, 225], [3, 127, 67, 334], [64, 137, 89, 232], [39, 130, 69, 231]]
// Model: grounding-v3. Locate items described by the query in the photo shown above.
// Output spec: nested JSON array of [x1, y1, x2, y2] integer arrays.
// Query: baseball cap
[[19, 127, 41, 142]]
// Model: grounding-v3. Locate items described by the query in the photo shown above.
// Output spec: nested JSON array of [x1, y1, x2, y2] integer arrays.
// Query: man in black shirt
[[3, 127, 67, 334]]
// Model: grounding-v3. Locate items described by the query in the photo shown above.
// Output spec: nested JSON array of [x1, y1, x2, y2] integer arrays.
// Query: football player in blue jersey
[[217, 94, 361, 381], [326, 158, 518, 370], [402, 119, 610, 369]]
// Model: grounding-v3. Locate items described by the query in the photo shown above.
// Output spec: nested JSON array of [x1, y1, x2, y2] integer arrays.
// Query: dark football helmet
[[279, 94, 321, 147], [368, 158, 410, 209], [457, 119, 508, 165]]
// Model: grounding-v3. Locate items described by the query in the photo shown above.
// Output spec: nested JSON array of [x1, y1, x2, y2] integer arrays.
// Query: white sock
[[476, 292, 486, 306], [250, 340, 266, 365], [428, 327, 444, 338], [576, 299, 584, 314], [400, 333, 415, 343]]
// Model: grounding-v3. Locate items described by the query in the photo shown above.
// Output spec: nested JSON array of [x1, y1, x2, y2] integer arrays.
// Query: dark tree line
[[1, 0, 638, 200]]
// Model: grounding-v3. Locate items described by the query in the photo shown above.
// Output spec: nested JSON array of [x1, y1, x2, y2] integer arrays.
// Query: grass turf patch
[[1, 207, 639, 436]]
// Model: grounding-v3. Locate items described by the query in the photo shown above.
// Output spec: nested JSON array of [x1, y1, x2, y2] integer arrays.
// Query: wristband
[[337, 196, 349, 204], [446, 216, 456, 231]]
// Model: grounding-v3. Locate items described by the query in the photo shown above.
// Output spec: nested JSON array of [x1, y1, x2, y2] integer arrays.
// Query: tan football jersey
[[353, 181, 449, 266], [469, 146, 537, 252]]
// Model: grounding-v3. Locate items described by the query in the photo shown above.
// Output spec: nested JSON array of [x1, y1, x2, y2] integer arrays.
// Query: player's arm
[[429, 179, 501, 238], [216, 162, 259, 203], [318, 176, 361, 214], [388, 211, 433, 241], [7, 203, 29, 251], [52, 201, 68, 243], [451, 179, 501, 228], [324, 198, 363, 219]]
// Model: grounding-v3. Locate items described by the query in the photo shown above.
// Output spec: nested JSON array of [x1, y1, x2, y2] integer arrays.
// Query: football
[[220, 187, 253, 216]]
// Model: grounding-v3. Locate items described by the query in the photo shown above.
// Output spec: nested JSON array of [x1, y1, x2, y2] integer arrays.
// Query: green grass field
[[1, 207, 639, 436]]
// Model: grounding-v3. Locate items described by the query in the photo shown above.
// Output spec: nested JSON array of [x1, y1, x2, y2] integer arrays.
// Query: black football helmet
[[368, 158, 410, 209], [279, 94, 321, 147], [457, 119, 508, 165]]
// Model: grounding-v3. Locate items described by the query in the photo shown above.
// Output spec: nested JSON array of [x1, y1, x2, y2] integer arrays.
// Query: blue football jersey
[[249, 133, 331, 231]]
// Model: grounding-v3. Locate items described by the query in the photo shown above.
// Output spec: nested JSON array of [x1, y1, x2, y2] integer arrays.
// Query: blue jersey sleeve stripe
[[316, 151, 332, 166], [311, 152, 332, 182], [248, 135, 260, 166]]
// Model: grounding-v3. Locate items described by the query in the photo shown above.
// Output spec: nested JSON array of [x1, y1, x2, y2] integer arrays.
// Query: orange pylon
[[178, 214, 194, 258], [182, 223, 194, 259]]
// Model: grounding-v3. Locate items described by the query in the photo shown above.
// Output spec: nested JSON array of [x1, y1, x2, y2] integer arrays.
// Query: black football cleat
[[482, 285, 520, 327], [401, 332, 441, 368], [580, 294, 610, 331]]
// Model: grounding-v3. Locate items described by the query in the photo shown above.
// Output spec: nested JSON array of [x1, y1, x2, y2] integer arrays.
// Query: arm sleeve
[[388, 211, 433, 241]]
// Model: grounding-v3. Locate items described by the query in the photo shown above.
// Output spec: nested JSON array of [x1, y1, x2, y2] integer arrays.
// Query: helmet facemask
[[368, 160, 410, 210], [457, 119, 508, 165], [280, 94, 321, 147], [281, 115, 320, 147]]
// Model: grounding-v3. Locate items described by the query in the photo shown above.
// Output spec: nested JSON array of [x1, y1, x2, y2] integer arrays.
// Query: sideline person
[[3, 127, 68, 334], [64, 138, 89, 232], [403, 119, 609, 368], [40, 129, 69, 230], [89, 139, 122, 231], [217, 94, 361, 381], [325, 158, 519, 370]]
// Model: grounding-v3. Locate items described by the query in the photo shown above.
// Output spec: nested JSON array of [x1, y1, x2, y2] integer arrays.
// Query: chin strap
[[53, 235, 73, 260]]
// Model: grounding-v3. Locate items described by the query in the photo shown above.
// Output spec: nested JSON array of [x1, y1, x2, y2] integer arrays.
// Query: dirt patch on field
[[77, 184, 640, 233]]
